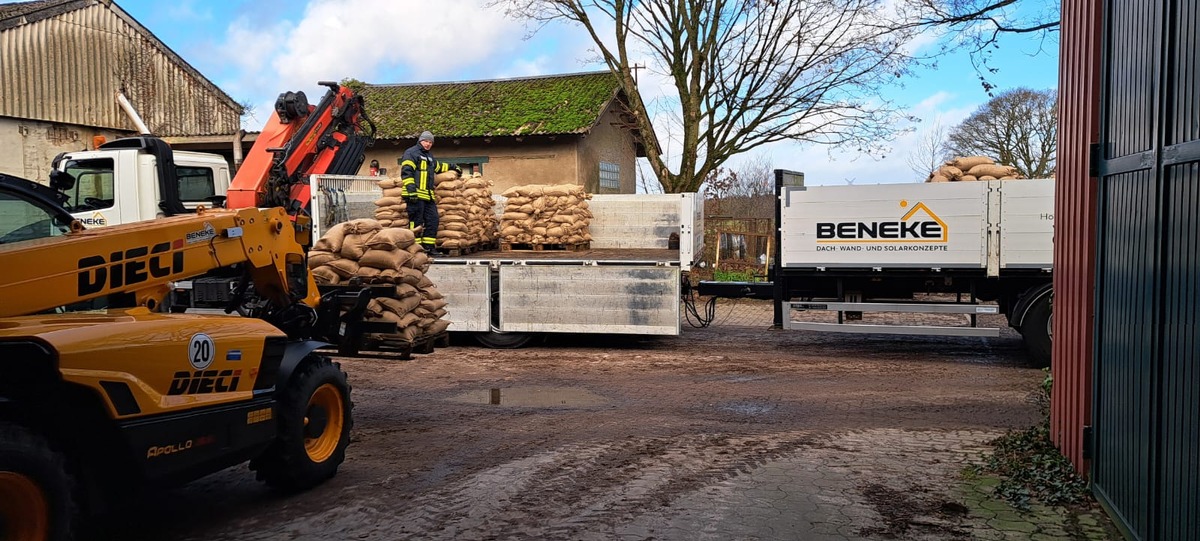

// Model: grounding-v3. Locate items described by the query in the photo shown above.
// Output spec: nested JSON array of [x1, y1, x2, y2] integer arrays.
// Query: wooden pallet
[[440, 241, 497, 257], [499, 241, 590, 252], [320, 331, 449, 360]]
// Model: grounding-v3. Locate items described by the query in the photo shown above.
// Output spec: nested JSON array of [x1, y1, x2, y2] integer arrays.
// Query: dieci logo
[[76, 241, 185, 296], [816, 200, 948, 244]]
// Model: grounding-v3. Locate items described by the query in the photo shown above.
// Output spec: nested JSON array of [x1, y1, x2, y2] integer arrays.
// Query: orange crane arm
[[226, 82, 375, 214]]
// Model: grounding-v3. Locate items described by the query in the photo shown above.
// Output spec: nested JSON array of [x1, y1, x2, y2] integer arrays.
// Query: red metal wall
[[1051, 0, 1102, 475]]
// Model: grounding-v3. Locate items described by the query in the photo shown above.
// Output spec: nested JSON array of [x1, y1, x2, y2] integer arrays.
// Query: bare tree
[[498, 0, 919, 194], [906, 119, 949, 181], [945, 87, 1057, 178], [903, 1, 1059, 93]]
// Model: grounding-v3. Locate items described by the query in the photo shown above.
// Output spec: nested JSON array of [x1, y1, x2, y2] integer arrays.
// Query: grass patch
[[713, 269, 757, 282], [970, 371, 1088, 510]]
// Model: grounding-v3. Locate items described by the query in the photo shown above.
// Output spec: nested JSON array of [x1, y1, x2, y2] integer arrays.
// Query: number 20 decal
[[189, 333, 215, 370]]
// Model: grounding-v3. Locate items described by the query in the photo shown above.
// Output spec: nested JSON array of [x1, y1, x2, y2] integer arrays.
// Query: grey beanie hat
[[419, 131, 434, 143]]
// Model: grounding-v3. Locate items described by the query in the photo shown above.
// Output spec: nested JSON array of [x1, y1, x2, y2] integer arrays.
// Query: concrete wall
[[576, 102, 638, 194], [362, 110, 639, 195], [0, 117, 131, 182]]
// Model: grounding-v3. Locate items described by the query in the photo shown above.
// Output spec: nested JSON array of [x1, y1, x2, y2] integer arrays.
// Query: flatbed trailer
[[700, 170, 1054, 366], [309, 175, 703, 348]]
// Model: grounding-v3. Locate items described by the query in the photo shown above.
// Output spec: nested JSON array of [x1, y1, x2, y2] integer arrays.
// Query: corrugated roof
[[358, 71, 622, 139], [0, 0, 240, 114], [0, 0, 72, 27]]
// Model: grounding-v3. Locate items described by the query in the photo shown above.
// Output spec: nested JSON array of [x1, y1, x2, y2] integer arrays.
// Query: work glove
[[451, 165, 463, 175]]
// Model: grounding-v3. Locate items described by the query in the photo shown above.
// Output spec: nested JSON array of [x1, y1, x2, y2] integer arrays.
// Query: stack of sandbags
[[373, 176, 410, 228], [308, 219, 450, 340], [498, 184, 594, 246], [926, 156, 1024, 182], [434, 171, 499, 251]]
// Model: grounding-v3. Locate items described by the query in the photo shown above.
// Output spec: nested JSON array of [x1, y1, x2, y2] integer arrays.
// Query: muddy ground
[[87, 310, 1061, 540]]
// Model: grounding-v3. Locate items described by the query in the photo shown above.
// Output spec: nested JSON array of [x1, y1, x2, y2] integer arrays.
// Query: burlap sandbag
[[960, 175, 978, 181], [364, 299, 385, 318], [378, 295, 422, 316], [339, 232, 376, 260], [394, 283, 419, 298], [360, 248, 413, 270], [398, 267, 424, 286], [407, 252, 431, 270], [343, 219, 382, 235], [366, 228, 416, 250], [967, 164, 1016, 178], [376, 179, 400, 189], [313, 226, 346, 253], [936, 165, 963, 180], [396, 312, 421, 329], [425, 320, 451, 335], [375, 197, 405, 207], [382, 187, 408, 198], [979, 175, 997, 181], [928, 175, 950, 183], [420, 298, 449, 312], [356, 266, 382, 279], [308, 250, 338, 268], [311, 265, 340, 284], [951, 156, 994, 170], [422, 287, 444, 300], [326, 259, 360, 279]]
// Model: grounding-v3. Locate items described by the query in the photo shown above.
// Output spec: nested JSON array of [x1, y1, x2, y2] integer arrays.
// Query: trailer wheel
[[251, 355, 353, 491], [0, 422, 75, 541], [1021, 294, 1052, 368], [474, 331, 533, 349]]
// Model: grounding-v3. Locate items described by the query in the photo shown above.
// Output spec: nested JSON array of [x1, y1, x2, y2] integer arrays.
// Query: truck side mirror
[[49, 170, 76, 191]]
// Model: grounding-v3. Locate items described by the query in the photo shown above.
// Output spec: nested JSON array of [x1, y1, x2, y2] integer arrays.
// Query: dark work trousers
[[406, 199, 439, 245]]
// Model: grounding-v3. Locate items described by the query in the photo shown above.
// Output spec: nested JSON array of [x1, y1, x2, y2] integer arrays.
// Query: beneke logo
[[185, 222, 216, 244], [816, 200, 948, 244]]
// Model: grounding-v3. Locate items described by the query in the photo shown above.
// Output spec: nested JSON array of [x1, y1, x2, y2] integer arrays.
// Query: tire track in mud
[[388, 432, 818, 539], [192, 432, 819, 540]]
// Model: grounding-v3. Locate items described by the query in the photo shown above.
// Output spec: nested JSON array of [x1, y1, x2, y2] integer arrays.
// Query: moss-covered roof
[[357, 71, 623, 140]]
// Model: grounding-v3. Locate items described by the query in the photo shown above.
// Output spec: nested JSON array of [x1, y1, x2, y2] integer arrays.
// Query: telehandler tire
[[0, 422, 75, 541], [250, 355, 353, 491]]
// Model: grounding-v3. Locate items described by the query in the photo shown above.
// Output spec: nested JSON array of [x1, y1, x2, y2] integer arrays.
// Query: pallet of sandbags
[[435, 171, 498, 254], [926, 156, 1025, 182], [307, 218, 451, 357], [497, 184, 594, 247]]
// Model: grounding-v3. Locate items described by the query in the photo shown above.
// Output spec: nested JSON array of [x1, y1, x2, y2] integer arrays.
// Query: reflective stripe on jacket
[[400, 143, 450, 201]]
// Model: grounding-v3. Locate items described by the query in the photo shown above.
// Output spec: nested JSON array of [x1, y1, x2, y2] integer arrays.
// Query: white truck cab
[[54, 140, 231, 227]]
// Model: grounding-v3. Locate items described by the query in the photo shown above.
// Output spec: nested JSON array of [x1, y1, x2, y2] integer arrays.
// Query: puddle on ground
[[448, 386, 608, 408], [718, 402, 776, 415]]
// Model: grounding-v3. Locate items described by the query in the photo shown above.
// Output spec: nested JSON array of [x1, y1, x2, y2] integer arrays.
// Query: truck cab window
[[0, 190, 72, 244], [62, 158, 116, 211], [177, 166, 216, 202]]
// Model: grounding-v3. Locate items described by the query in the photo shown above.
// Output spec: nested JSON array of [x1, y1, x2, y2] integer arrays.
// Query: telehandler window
[[0, 190, 71, 244]]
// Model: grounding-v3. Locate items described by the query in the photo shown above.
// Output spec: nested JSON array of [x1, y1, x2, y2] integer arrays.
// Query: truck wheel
[[474, 331, 533, 349], [1021, 295, 1053, 368], [251, 356, 353, 491], [0, 423, 75, 541]]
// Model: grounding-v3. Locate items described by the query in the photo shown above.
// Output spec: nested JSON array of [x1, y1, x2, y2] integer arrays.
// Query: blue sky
[[114, 0, 1059, 187]]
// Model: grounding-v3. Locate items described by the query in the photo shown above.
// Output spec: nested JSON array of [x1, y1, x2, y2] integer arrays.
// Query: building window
[[600, 161, 620, 190], [412, 156, 489, 176]]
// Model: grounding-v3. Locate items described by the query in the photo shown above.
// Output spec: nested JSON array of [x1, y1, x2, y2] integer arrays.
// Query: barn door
[[1091, 1, 1200, 540]]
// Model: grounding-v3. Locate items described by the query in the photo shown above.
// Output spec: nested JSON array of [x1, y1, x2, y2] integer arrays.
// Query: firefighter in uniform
[[401, 131, 459, 256]]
